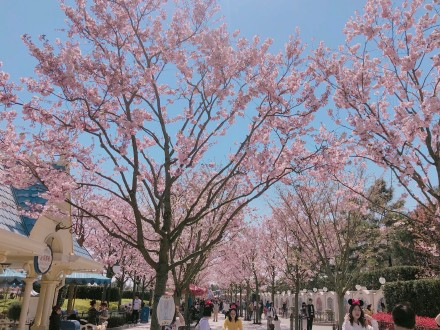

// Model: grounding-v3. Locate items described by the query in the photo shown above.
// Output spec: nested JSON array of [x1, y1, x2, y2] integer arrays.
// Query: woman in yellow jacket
[[222, 307, 243, 330]]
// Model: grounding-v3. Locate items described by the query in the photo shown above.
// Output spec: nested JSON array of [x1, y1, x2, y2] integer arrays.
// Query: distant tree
[[362, 179, 409, 268], [264, 213, 314, 330], [272, 173, 372, 327]]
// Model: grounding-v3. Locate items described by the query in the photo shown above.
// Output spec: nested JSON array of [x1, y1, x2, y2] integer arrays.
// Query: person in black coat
[[306, 299, 315, 330], [49, 305, 62, 330], [87, 300, 99, 325]]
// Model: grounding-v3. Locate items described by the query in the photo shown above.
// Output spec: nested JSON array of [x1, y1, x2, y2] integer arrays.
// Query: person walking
[[132, 295, 142, 324], [49, 305, 62, 330], [364, 305, 373, 316], [273, 315, 281, 330], [87, 300, 99, 325], [282, 302, 287, 318], [268, 303, 277, 319], [342, 299, 378, 330], [300, 302, 308, 330], [199, 301, 213, 330], [222, 307, 243, 330], [213, 300, 220, 322], [98, 302, 109, 325], [306, 299, 315, 330], [247, 302, 254, 321], [392, 303, 415, 330]]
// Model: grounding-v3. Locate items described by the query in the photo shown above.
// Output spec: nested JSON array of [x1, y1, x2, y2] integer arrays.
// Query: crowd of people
[[172, 297, 440, 330], [48, 294, 440, 330]]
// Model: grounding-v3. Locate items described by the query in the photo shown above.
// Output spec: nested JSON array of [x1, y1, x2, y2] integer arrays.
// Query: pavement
[[130, 317, 333, 330]]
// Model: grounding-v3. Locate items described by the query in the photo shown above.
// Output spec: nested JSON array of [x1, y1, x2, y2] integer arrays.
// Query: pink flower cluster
[[373, 312, 438, 329]]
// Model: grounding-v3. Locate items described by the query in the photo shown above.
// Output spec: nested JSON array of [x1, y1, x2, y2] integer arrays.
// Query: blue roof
[[1, 183, 96, 262], [0, 268, 26, 284], [73, 235, 94, 260], [11, 184, 47, 235], [65, 272, 110, 285], [0, 185, 28, 236]]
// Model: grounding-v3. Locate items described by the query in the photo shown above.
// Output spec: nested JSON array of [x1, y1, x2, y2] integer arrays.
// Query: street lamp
[[379, 277, 386, 285], [112, 263, 121, 274], [322, 287, 328, 292], [313, 288, 317, 293], [355, 284, 361, 291]]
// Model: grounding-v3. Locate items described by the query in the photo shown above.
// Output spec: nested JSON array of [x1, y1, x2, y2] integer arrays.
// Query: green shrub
[[73, 286, 120, 302], [357, 266, 424, 290], [7, 302, 21, 322], [384, 278, 440, 317], [107, 316, 126, 328], [121, 291, 133, 299]]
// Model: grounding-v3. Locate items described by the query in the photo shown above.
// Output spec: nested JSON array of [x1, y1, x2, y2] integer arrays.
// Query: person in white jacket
[[198, 301, 214, 330], [272, 315, 281, 330], [342, 299, 378, 330]]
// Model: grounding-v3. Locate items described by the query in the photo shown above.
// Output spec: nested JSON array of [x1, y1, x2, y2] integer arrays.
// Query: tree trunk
[[336, 291, 345, 329], [239, 285, 243, 317], [255, 277, 260, 324], [118, 281, 124, 307], [66, 284, 75, 315], [151, 247, 169, 330], [294, 271, 300, 330], [271, 269, 275, 306]]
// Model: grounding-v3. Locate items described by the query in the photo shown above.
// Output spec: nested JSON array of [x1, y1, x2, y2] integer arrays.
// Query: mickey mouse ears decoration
[[230, 303, 237, 310], [348, 299, 364, 307]]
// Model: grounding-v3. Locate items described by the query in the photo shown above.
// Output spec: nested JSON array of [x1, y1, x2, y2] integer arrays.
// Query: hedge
[[74, 286, 121, 302], [384, 278, 440, 317], [107, 316, 126, 328], [357, 266, 424, 290], [121, 291, 150, 301], [8, 302, 21, 322], [73, 286, 149, 302]]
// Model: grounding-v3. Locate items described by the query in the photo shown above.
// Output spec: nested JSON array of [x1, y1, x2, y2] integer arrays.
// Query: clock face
[[34, 246, 53, 274]]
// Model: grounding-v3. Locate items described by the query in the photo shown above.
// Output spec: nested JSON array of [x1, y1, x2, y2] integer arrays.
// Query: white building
[[0, 183, 103, 330]]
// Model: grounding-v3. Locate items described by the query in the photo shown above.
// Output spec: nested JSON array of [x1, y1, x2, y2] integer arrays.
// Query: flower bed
[[373, 312, 438, 330]]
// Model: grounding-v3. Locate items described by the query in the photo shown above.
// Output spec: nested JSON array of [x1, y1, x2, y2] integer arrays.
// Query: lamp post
[[110, 263, 121, 306], [355, 284, 361, 291], [378, 277, 386, 312], [322, 287, 328, 321], [113, 263, 121, 274], [149, 283, 154, 306]]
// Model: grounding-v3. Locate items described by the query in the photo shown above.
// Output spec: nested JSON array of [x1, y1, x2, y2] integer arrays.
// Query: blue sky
[[0, 0, 365, 78]]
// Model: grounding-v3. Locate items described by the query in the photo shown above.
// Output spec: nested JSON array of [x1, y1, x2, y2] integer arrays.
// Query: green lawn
[[0, 297, 20, 315]]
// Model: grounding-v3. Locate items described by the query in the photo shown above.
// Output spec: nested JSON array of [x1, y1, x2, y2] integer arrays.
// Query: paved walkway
[[131, 317, 333, 330]]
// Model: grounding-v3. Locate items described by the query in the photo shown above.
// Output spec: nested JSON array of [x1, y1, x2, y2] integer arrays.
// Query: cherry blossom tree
[[264, 214, 315, 330], [312, 0, 440, 218], [233, 225, 268, 324], [272, 174, 372, 327], [409, 205, 440, 271], [0, 1, 328, 328], [170, 205, 245, 307]]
